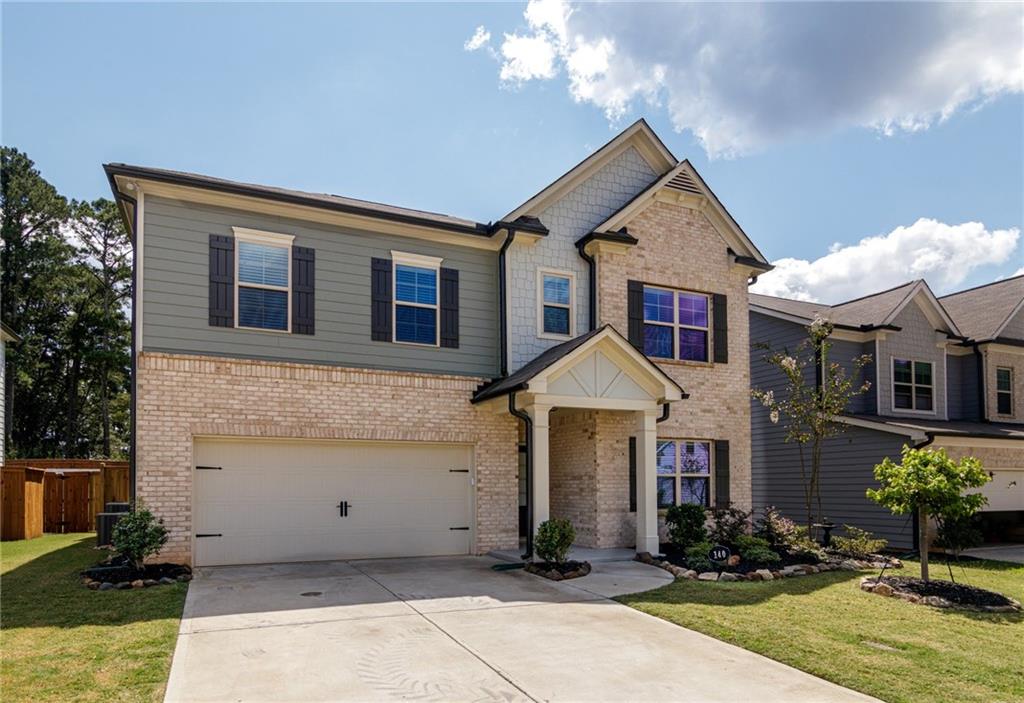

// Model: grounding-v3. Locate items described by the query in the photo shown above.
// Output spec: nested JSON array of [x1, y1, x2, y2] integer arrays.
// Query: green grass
[[1, 533, 187, 702], [619, 558, 1023, 703]]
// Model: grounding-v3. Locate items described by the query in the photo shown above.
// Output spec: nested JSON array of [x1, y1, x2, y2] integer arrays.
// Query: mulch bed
[[81, 555, 191, 590], [641, 547, 900, 582], [524, 560, 591, 581], [861, 575, 1021, 612]]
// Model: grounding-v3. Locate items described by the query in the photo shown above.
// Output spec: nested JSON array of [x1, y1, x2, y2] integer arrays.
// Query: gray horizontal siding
[[142, 196, 499, 376], [750, 312, 913, 549]]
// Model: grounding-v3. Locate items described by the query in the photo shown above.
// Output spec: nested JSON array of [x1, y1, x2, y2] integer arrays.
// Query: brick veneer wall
[[596, 199, 754, 514], [985, 348, 1023, 424], [549, 409, 599, 545], [941, 444, 1024, 469], [136, 352, 519, 564]]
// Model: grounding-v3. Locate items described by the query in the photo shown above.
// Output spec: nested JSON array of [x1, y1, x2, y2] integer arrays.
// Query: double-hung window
[[643, 286, 710, 362], [393, 251, 441, 346], [893, 358, 933, 411], [996, 367, 1013, 415], [234, 229, 293, 332], [656, 439, 712, 508], [538, 270, 574, 338]]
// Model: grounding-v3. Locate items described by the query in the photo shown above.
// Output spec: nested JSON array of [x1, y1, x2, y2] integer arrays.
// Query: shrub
[[788, 526, 827, 562], [708, 507, 751, 546], [534, 518, 575, 564], [935, 514, 983, 556], [111, 506, 168, 571], [665, 503, 707, 549], [684, 540, 715, 573], [754, 506, 800, 552], [830, 525, 887, 558], [734, 534, 781, 565]]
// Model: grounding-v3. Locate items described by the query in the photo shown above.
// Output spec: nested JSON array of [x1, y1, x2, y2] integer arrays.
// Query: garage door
[[979, 468, 1023, 513], [193, 439, 472, 566]]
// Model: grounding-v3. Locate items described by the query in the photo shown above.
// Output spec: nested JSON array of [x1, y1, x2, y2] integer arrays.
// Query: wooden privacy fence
[[2, 460, 129, 535], [1, 467, 45, 540]]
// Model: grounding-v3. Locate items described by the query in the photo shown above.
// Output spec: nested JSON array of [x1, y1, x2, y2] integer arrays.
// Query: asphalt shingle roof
[[939, 275, 1024, 342]]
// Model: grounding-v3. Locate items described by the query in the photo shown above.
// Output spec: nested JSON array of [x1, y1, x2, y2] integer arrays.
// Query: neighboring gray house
[[1, 321, 21, 462], [750, 278, 1024, 548]]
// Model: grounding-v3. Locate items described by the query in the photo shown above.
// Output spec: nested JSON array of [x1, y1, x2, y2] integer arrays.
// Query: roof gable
[[939, 275, 1024, 342]]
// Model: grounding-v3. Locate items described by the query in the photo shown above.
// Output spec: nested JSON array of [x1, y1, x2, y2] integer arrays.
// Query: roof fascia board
[[885, 282, 961, 336], [118, 176, 506, 251], [503, 121, 676, 222], [749, 305, 891, 341], [835, 415, 928, 444]]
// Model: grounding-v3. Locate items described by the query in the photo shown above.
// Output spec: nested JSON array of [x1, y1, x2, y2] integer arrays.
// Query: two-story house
[[750, 277, 1024, 548], [105, 120, 771, 567]]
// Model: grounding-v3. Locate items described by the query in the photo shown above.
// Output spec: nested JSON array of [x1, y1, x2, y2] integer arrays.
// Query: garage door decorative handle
[[337, 500, 351, 517]]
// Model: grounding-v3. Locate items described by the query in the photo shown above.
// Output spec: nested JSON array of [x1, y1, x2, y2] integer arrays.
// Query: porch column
[[528, 403, 551, 533], [635, 408, 659, 554]]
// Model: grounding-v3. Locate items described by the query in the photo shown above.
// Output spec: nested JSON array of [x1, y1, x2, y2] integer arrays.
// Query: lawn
[[619, 558, 1023, 703], [1, 533, 187, 702]]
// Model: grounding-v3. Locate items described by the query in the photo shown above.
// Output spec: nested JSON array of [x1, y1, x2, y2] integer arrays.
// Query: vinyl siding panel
[[141, 196, 499, 376], [750, 312, 913, 548]]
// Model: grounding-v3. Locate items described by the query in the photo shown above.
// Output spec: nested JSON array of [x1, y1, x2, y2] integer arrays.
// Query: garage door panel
[[193, 439, 473, 566]]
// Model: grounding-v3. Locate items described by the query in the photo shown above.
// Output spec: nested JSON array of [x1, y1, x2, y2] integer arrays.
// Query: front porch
[[473, 326, 685, 558]]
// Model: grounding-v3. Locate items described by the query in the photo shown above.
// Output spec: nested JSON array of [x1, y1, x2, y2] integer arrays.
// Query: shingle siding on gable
[[507, 146, 657, 372], [876, 299, 948, 418]]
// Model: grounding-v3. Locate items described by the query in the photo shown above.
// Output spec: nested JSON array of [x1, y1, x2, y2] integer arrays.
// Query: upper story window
[[235, 229, 294, 332], [656, 439, 712, 508], [643, 286, 710, 362], [538, 269, 575, 339], [997, 367, 1014, 415], [392, 251, 442, 346], [893, 358, 933, 412]]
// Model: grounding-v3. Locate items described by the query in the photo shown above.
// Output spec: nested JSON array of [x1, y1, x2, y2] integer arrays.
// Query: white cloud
[[474, 1, 1024, 157], [751, 219, 1021, 302], [464, 26, 491, 52]]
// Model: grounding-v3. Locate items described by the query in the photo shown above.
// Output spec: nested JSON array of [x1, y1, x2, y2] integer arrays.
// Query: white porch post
[[528, 404, 551, 534], [635, 408, 660, 554]]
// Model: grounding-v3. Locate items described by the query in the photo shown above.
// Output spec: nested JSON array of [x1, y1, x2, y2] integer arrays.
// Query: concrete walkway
[[165, 556, 877, 702]]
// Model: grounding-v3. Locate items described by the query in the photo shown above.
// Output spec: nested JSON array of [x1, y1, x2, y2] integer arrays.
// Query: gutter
[[508, 392, 534, 560]]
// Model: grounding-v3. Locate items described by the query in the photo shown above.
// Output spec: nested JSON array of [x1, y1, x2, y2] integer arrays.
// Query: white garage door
[[193, 439, 473, 567], [979, 468, 1023, 513]]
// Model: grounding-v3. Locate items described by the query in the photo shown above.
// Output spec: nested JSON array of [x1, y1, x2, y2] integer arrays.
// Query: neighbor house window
[[234, 228, 293, 331], [643, 286, 710, 362], [893, 358, 933, 411], [392, 251, 442, 346], [538, 270, 574, 338], [656, 439, 712, 508], [997, 367, 1013, 415]]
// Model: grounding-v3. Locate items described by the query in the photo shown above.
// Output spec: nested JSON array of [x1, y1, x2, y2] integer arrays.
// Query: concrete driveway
[[165, 556, 875, 702], [963, 544, 1024, 564]]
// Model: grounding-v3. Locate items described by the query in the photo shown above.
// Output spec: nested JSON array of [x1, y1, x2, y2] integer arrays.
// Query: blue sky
[[3, 2, 1022, 301]]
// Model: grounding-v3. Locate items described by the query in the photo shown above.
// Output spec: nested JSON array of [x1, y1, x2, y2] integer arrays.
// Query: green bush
[[111, 506, 168, 571], [665, 503, 707, 549], [754, 506, 800, 551], [684, 540, 715, 572], [935, 514, 984, 556], [789, 526, 827, 562], [830, 525, 887, 558], [708, 507, 751, 545], [534, 518, 575, 564], [734, 534, 781, 565]]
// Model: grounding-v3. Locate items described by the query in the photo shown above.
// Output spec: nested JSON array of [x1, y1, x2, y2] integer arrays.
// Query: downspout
[[575, 239, 597, 331], [974, 344, 987, 422], [656, 403, 670, 423], [508, 392, 533, 560], [117, 191, 139, 504], [498, 228, 518, 376]]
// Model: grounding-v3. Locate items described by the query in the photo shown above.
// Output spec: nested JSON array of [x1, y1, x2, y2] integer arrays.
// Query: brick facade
[[596, 199, 754, 513], [985, 348, 1023, 424], [136, 352, 519, 564]]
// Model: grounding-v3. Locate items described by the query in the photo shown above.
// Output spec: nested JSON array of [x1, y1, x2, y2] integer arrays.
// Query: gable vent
[[666, 170, 702, 195]]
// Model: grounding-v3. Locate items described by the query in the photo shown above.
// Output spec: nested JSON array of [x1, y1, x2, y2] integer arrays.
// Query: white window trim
[[232, 227, 294, 334], [391, 250, 442, 347], [890, 357, 936, 415], [537, 268, 576, 340], [657, 438, 714, 508], [642, 285, 713, 363], [996, 366, 1014, 416]]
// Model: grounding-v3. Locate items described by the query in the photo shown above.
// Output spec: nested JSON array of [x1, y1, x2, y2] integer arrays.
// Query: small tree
[[867, 446, 989, 582], [752, 316, 872, 528], [111, 506, 168, 572]]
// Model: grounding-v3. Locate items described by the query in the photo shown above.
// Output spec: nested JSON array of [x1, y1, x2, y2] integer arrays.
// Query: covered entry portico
[[473, 326, 685, 555]]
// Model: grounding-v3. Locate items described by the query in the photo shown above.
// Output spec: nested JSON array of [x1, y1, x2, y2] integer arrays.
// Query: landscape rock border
[[860, 576, 1022, 613], [636, 551, 899, 582], [81, 572, 192, 591], [524, 560, 592, 581]]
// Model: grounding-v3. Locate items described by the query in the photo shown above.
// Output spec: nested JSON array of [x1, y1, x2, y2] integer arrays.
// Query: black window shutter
[[627, 280, 644, 351], [712, 293, 728, 363], [440, 267, 459, 348], [714, 440, 730, 508], [292, 246, 315, 335], [209, 234, 234, 327], [371, 257, 392, 341], [628, 436, 637, 513]]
